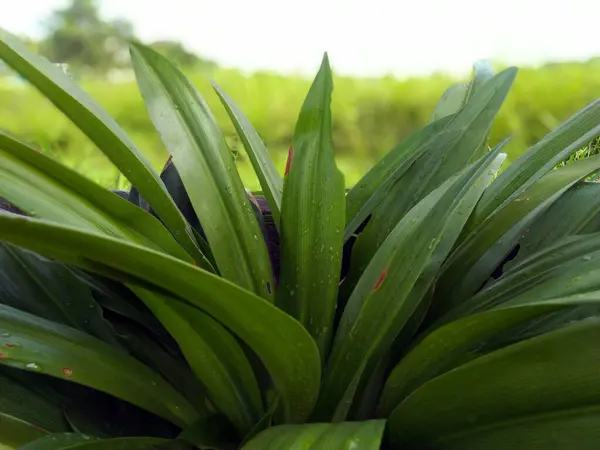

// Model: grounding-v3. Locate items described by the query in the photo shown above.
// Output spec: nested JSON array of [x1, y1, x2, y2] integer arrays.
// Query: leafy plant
[[1, 27, 600, 450]]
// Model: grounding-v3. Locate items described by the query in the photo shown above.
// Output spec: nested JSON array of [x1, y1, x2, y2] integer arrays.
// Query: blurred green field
[[2, 58, 600, 190]]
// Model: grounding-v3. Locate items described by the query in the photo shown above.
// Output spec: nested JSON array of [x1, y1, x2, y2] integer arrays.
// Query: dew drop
[[25, 362, 42, 372], [0, 332, 11, 338], [583, 255, 593, 261]]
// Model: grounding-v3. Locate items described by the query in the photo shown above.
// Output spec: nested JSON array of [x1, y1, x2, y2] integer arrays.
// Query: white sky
[[3, 0, 600, 77]]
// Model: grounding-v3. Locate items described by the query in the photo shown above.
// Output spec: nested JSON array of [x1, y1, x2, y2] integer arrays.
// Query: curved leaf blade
[[130, 43, 273, 299], [213, 82, 283, 228], [387, 319, 600, 449], [0, 215, 321, 425], [0, 27, 202, 262], [19, 434, 173, 450], [241, 420, 385, 450], [0, 412, 46, 448], [0, 304, 197, 428], [316, 150, 504, 421], [277, 53, 346, 357]]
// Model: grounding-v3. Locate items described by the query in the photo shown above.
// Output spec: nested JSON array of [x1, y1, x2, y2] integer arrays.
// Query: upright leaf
[[316, 150, 504, 421], [277, 54, 345, 357], [130, 43, 273, 300], [0, 27, 203, 261], [213, 83, 283, 228], [343, 68, 517, 293]]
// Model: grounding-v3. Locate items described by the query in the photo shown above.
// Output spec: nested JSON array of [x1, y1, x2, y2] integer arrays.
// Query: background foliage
[[2, 0, 600, 189]]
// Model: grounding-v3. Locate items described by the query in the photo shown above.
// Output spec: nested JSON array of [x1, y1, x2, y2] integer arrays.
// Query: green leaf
[[0, 215, 321, 425], [474, 97, 600, 223], [387, 318, 600, 449], [505, 181, 600, 266], [344, 115, 454, 242], [0, 412, 46, 448], [213, 82, 283, 228], [0, 244, 119, 346], [19, 434, 174, 450], [130, 43, 273, 299], [379, 291, 600, 416], [435, 153, 600, 314], [0, 370, 70, 433], [316, 150, 504, 421], [0, 132, 263, 433], [343, 68, 516, 292], [241, 420, 385, 450], [0, 304, 197, 428], [132, 290, 263, 435], [0, 27, 203, 262], [0, 131, 203, 267], [277, 53, 345, 357]]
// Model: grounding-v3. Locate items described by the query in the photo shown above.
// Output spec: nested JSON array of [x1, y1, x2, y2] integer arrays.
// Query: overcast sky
[[3, 0, 600, 77]]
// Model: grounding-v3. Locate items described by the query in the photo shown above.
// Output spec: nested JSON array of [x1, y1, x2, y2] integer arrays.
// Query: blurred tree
[[39, 0, 133, 75]]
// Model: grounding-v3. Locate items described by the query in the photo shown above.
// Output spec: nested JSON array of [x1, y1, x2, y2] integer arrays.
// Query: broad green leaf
[[387, 318, 600, 449], [343, 68, 516, 293], [316, 150, 504, 421], [242, 420, 385, 450], [130, 43, 273, 300], [0, 412, 46, 448], [437, 233, 600, 324], [277, 54, 345, 357], [0, 27, 203, 262], [0, 131, 204, 267], [0, 370, 69, 433], [344, 115, 454, 242], [132, 289, 263, 435], [213, 82, 283, 228], [0, 244, 119, 346], [435, 153, 600, 314], [0, 304, 197, 428], [505, 181, 600, 266], [475, 97, 600, 223], [379, 293, 600, 416], [0, 215, 321, 425], [19, 434, 174, 450], [0, 133, 262, 433]]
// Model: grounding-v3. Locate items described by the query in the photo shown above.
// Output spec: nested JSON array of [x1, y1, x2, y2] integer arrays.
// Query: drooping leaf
[[0, 27, 203, 262], [213, 82, 283, 228], [0, 304, 197, 428], [277, 53, 346, 357], [241, 420, 385, 450], [0, 214, 321, 425], [130, 43, 273, 299], [0, 131, 206, 267]]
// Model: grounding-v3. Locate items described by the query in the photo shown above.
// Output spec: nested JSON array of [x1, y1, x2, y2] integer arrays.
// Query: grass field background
[[2, 58, 600, 190]]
